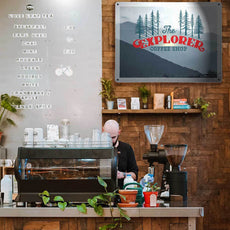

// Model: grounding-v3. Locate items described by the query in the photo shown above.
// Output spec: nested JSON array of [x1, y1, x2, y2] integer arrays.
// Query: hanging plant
[[193, 97, 216, 119]]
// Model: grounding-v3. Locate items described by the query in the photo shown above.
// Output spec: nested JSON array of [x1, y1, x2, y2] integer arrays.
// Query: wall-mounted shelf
[[102, 109, 201, 114]]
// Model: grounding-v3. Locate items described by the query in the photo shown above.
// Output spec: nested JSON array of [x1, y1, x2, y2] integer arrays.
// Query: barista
[[103, 119, 138, 188]]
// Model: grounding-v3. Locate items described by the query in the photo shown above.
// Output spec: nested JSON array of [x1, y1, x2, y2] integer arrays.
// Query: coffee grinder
[[143, 125, 170, 195], [164, 144, 188, 206]]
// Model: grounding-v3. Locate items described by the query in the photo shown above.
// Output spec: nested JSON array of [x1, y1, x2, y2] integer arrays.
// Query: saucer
[[118, 203, 138, 208]]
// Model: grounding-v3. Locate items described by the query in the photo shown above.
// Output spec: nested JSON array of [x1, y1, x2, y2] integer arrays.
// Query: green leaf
[[117, 206, 131, 221], [93, 194, 107, 202], [6, 118, 16, 126], [39, 190, 50, 205], [39, 190, 50, 197], [94, 205, 103, 216], [1, 100, 16, 112], [103, 192, 114, 197], [42, 196, 50, 205], [58, 201, 67, 211], [88, 198, 96, 208], [117, 194, 126, 201], [97, 176, 107, 188], [77, 203, 87, 214], [53, 196, 64, 202]]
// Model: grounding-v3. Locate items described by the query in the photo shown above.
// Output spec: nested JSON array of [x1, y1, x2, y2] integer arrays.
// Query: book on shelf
[[173, 104, 191, 109], [174, 102, 188, 105], [174, 98, 187, 102]]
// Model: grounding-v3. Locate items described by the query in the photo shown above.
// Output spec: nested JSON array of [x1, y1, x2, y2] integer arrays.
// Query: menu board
[[0, 0, 102, 158]]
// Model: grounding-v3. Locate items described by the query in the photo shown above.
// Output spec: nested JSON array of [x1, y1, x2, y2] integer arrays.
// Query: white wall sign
[[0, 0, 102, 158]]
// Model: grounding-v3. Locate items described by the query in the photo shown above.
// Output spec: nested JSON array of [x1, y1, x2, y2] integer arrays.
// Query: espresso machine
[[143, 125, 170, 195], [165, 144, 188, 205]]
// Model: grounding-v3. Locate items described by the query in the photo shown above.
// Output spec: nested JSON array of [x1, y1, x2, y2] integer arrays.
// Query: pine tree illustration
[[156, 10, 160, 35], [145, 14, 148, 37], [194, 15, 204, 39], [184, 10, 190, 36], [150, 10, 155, 36], [135, 15, 144, 39], [179, 10, 183, 35], [191, 14, 194, 37]]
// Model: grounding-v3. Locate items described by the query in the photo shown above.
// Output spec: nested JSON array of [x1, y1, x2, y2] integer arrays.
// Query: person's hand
[[117, 170, 124, 179]]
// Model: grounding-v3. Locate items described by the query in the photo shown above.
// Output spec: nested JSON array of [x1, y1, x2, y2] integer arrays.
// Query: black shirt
[[116, 141, 138, 189]]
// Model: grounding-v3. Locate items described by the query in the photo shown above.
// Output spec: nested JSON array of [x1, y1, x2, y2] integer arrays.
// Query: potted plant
[[40, 176, 131, 230], [99, 78, 115, 110], [138, 85, 151, 109], [0, 94, 22, 143], [143, 182, 160, 207], [192, 97, 216, 119]]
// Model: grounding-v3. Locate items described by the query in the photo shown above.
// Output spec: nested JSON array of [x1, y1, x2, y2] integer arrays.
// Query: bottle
[[124, 174, 135, 189], [141, 166, 154, 192], [1, 175, 12, 204], [166, 95, 171, 109]]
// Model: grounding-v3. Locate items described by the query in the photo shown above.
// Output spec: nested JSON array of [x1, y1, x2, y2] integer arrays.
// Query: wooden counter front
[[0, 206, 204, 230]]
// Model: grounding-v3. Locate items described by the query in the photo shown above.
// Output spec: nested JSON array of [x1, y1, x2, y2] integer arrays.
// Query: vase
[[118, 189, 138, 203], [106, 101, 114, 110], [143, 103, 148, 109]]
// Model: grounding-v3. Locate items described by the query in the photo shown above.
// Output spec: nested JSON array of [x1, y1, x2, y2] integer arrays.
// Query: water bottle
[[141, 166, 154, 192], [1, 175, 12, 204], [124, 174, 135, 189]]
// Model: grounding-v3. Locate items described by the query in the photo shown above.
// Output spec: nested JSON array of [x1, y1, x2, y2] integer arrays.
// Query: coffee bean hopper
[[164, 144, 188, 205]]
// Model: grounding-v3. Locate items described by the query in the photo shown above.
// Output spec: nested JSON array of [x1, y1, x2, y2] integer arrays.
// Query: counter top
[[0, 205, 204, 218]]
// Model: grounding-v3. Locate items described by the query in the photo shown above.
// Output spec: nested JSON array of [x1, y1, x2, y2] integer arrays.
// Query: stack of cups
[[92, 129, 101, 147], [24, 128, 34, 147], [33, 128, 44, 147]]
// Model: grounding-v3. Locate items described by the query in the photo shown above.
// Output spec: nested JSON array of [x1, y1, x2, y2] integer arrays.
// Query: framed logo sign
[[115, 2, 222, 83]]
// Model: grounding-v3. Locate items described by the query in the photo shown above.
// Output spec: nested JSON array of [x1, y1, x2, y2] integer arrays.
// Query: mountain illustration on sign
[[120, 40, 202, 78]]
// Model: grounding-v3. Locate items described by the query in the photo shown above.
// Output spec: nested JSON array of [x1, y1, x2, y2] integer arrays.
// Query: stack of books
[[173, 99, 191, 109]]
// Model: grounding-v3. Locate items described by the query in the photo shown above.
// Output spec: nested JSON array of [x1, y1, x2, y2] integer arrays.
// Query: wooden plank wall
[[102, 0, 230, 230], [0, 217, 190, 230]]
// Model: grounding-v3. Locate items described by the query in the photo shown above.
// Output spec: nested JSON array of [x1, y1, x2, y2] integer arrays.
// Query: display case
[[15, 147, 117, 203]]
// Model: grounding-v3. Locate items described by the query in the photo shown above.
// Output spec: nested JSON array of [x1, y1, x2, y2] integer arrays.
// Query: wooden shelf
[[102, 109, 201, 114]]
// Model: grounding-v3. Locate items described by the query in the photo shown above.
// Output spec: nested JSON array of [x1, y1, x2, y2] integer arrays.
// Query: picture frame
[[115, 2, 222, 83], [153, 93, 165, 109], [117, 98, 127, 110]]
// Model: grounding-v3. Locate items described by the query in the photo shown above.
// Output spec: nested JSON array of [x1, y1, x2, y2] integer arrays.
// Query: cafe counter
[[0, 205, 204, 230]]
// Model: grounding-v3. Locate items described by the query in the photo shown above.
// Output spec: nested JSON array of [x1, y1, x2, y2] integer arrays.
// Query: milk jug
[[124, 174, 135, 189]]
